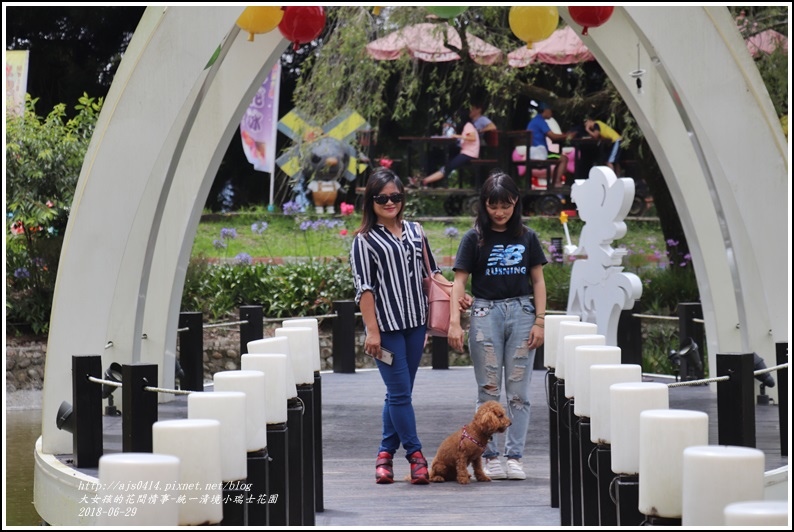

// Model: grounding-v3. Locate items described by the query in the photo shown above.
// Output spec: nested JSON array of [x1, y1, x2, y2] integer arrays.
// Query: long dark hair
[[354, 167, 405, 236], [474, 170, 525, 244]]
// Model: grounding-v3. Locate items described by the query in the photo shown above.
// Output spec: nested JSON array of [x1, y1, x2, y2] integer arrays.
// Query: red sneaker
[[375, 451, 394, 484], [407, 450, 429, 485]]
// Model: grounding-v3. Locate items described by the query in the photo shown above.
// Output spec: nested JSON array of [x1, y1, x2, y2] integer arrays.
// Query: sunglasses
[[373, 193, 404, 205]]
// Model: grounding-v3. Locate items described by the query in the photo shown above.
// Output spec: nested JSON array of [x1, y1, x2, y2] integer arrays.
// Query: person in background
[[412, 108, 479, 188], [448, 171, 548, 481], [350, 167, 462, 485], [526, 102, 575, 189], [469, 99, 497, 139], [584, 117, 622, 172]]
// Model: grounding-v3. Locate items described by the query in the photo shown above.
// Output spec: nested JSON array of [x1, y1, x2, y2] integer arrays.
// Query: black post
[[297, 384, 316, 526], [617, 301, 642, 366], [547, 370, 559, 508], [245, 449, 269, 525], [222, 479, 249, 525], [71, 355, 103, 468], [121, 363, 158, 452], [678, 303, 704, 377], [534, 344, 545, 369], [286, 398, 304, 525], [314, 371, 325, 512], [578, 418, 599, 525], [240, 305, 264, 356], [178, 311, 204, 391], [596, 444, 617, 525], [265, 423, 289, 526], [556, 380, 572, 525], [431, 336, 449, 369], [333, 300, 356, 373], [716, 352, 756, 447], [776, 343, 788, 456], [615, 474, 643, 526], [569, 402, 582, 526]]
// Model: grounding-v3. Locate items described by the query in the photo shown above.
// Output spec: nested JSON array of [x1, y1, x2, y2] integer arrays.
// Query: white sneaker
[[506, 458, 526, 480], [484, 458, 506, 480]]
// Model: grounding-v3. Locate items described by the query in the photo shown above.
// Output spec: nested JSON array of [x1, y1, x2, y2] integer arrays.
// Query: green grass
[[192, 206, 667, 264]]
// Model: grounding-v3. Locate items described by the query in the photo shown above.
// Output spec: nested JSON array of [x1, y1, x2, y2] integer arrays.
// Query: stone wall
[[6, 326, 473, 391]]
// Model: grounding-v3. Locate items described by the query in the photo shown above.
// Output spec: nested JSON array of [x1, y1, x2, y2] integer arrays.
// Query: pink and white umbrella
[[508, 26, 595, 67], [745, 28, 788, 57], [366, 22, 502, 65]]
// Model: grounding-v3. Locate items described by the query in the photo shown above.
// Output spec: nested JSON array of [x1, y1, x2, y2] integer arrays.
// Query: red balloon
[[568, 6, 614, 36], [278, 6, 326, 50]]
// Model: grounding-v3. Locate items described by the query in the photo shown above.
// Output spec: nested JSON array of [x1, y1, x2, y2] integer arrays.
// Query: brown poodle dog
[[429, 400, 512, 484]]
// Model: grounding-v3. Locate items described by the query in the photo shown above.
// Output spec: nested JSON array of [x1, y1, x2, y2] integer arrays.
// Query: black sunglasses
[[373, 193, 404, 205]]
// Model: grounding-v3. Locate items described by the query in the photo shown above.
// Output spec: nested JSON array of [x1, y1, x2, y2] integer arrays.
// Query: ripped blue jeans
[[468, 296, 537, 460]]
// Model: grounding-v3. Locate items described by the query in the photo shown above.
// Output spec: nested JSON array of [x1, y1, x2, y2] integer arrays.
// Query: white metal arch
[[40, 5, 787, 462]]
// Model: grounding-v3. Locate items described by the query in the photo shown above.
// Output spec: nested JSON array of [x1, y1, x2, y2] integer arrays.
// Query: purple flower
[[14, 268, 30, 279], [213, 239, 227, 249], [444, 227, 459, 239], [666, 238, 679, 247], [220, 227, 237, 240], [234, 253, 253, 265], [251, 221, 268, 235], [282, 201, 303, 216], [300, 220, 312, 231]]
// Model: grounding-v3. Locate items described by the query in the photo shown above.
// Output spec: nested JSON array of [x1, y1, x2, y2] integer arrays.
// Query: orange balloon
[[236, 6, 284, 42], [509, 6, 559, 49]]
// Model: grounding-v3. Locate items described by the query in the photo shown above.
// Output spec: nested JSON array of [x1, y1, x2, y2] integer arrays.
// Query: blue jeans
[[468, 296, 537, 459], [376, 325, 427, 457]]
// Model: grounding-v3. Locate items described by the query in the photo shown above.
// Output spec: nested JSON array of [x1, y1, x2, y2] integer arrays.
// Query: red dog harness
[[459, 424, 486, 450]]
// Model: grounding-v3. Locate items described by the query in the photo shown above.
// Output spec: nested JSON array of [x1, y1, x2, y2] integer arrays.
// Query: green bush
[[6, 94, 102, 334]]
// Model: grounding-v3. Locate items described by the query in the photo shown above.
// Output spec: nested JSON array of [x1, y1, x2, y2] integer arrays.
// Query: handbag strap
[[420, 225, 432, 278]]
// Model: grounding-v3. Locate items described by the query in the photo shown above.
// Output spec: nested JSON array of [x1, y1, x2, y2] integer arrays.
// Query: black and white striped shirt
[[350, 220, 441, 332]]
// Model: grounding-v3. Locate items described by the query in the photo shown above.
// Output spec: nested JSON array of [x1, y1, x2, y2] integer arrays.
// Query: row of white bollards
[[546, 314, 788, 527], [95, 318, 322, 526]]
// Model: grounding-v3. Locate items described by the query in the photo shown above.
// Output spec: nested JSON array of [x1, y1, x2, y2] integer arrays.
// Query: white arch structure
[[35, 6, 788, 524]]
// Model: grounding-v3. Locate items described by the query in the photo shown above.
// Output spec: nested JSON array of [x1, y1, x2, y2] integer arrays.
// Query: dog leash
[[459, 424, 486, 450]]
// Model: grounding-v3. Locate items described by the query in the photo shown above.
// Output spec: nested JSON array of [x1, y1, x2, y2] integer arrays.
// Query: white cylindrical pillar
[[98, 453, 180, 526], [682, 445, 766, 526], [152, 419, 223, 526], [590, 364, 642, 444], [562, 333, 605, 399], [724, 500, 789, 526], [188, 391, 247, 482], [283, 317, 321, 372], [274, 327, 314, 385], [247, 336, 298, 399], [213, 370, 267, 452], [573, 345, 621, 417], [544, 314, 580, 369], [638, 409, 708, 518], [610, 382, 668, 474], [241, 353, 289, 424], [556, 320, 597, 381]]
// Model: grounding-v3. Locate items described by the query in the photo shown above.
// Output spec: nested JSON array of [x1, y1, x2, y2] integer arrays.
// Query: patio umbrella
[[507, 26, 594, 67], [366, 22, 502, 65], [745, 28, 788, 57]]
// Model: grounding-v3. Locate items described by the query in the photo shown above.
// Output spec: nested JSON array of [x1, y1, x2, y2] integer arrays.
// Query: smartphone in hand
[[367, 347, 394, 365]]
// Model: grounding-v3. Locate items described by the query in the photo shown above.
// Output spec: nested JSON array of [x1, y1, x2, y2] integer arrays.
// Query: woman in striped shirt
[[350, 167, 458, 485]]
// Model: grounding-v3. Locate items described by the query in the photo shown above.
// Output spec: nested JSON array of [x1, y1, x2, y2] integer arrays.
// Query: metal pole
[[717, 352, 756, 447], [265, 423, 289, 525], [286, 398, 304, 525], [245, 449, 268, 525], [72, 355, 103, 468], [431, 336, 449, 369], [556, 380, 572, 525], [578, 418, 599, 525], [333, 300, 356, 373], [178, 311, 203, 391], [776, 342, 788, 456], [596, 444, 617, 525], [240, 305, 264, 355], [615, 474, 643, 526], [297, 384, 316, 526], [547, 370, 559, 508], [122, 363, 158, 452], [313, 371, 325, 512]]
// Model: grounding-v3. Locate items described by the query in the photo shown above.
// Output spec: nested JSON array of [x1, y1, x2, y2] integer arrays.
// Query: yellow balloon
[[236, 6, 284, 42], [509, 6, 559, 49]]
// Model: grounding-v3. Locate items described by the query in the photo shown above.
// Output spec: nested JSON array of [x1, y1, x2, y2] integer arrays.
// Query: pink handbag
[[421, 233, 453, 337]]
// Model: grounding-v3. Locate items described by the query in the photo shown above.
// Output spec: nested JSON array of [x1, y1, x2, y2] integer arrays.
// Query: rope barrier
[[144, 385, 193, 396], [756, 362, 788, 375], [668, 375, 729, 387], [632, 313, 679, 321], [203, 319, 249, 330], [88, 376, 121, 388]]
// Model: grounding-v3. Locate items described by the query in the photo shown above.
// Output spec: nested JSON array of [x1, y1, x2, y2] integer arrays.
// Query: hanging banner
[[5, 50, 30, 117], [240, 61, 281, 175]]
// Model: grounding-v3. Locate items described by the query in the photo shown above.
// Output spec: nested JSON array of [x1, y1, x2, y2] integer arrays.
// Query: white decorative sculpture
[[565, 166, 642, 346]]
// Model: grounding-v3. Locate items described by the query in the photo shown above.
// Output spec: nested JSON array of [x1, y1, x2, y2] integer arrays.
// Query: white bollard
[[98, 453, 180, 526], [555, 320, 597, 381], [638, 409, 708, 518], [188, 391, 247, 482], [590, 364, 642, 444], [241, 352, 289, 424], [610, 382, 668, 474], [247, 336, 298, 399], [544, 315, 580, 369], [274, 327, 315, 385], [682, 445, 765, 526], [282, 318, 321, 372], [152, 419, 223, 526], [562, 333, 605, 399], [573, 345, 621, 417], [213, 370, 267, 452], [724, 500, 789, 526]]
